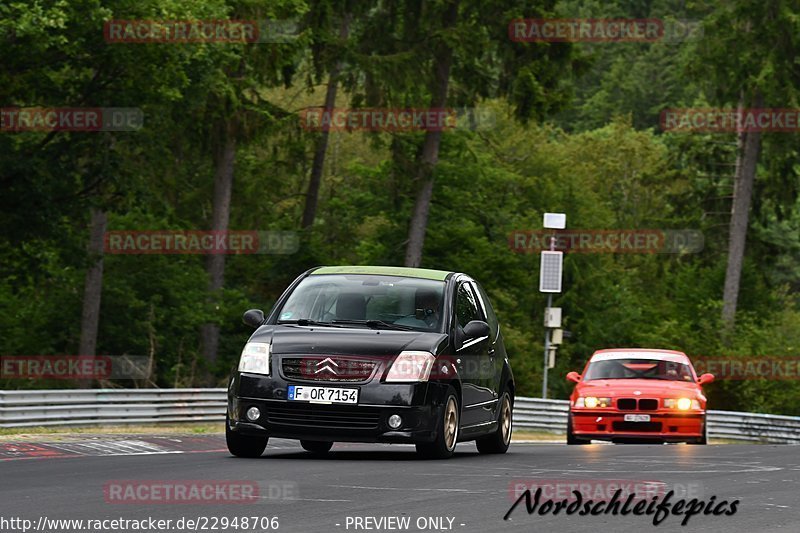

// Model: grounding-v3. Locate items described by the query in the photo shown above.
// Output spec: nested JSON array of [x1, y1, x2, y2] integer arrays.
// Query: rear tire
[[300, 440, 334, 454], [416, 386, 459, 459], [226, 415, 268, 458], [566, 415, 590, 445], [476, 392, 513, 454]]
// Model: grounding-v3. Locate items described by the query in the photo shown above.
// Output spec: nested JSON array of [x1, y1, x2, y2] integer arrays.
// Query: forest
[[2, 0, 800, 415]]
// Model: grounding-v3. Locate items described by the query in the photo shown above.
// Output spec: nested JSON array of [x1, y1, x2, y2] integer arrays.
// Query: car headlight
[[238, 342, 271, 375], [575, 396, 611, 408], [385, 351, 435, 382], [664, 398, 700, 410]]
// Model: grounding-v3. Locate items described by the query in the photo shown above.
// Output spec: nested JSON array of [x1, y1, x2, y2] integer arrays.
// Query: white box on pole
[[544, 307, 562, 328], [543, 213, 567, 229]]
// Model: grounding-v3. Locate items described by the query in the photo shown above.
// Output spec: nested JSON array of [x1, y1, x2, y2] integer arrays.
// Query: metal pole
[[542, 226, 558, 399], [542, 292, 552, 399]]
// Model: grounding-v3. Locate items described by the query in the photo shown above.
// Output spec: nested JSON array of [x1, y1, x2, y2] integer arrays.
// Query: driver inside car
[[395, 288, 442, 330]]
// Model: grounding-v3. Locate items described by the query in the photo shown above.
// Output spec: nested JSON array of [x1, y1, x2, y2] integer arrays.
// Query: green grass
[[0, 423, 223, 439], [511, 429, 565, 441]]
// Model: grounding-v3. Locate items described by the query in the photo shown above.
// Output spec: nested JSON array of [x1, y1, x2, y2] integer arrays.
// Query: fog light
[[388, 414, 403, 429], [246, 406, 261, 421]]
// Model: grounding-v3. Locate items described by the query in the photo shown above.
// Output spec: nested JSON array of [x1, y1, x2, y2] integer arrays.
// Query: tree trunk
[[78, 207, 107, 388], [721, 91, 763, 333], [301, 13, 351, 229], [200, 131, 236, 364], [404, 1, 458, 267]]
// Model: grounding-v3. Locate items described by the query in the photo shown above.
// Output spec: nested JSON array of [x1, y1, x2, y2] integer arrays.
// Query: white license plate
[[287, 385, 358, 404], [624, 414, 651, 422]]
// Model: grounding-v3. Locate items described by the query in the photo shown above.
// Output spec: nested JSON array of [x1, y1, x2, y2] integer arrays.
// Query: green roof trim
[[311, 265, 451, 281]]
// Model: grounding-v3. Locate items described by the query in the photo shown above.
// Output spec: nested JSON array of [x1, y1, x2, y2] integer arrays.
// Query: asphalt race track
[[1, 435, 798, 533]]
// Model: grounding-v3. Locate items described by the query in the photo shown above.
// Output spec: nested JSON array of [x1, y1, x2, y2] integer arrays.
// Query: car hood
[[249, 325, 448, 356], [576, 378, 701, 397]]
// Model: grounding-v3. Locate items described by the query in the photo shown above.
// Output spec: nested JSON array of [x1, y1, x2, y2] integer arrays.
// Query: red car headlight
[[664, 398, 701, 410], [575, 396, 612, 408]]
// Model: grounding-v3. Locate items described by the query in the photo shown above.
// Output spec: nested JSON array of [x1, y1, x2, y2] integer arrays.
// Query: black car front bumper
[[228, 372, 452, 444]]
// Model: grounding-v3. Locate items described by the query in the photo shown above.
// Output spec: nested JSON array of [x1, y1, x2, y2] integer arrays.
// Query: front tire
[[689, 418, 708, 445], [416, 386, 459, 459], [301, 440, 334, 454], [476, 392, 513, 454], [566, 415, 590, 445], [226, 415, 268, 458]]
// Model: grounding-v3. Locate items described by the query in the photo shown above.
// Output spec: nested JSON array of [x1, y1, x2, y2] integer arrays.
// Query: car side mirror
[[463, 320, 490, 340], [697, 373, 714, 386], [566, 371, 581, 383], [243, 309, 265, 329]]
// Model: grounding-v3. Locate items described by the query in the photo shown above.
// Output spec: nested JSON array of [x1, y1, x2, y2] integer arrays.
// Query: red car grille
[[617, 398, 637, 410], [638, 399, 658, 410], [616, 398, 659, 410]]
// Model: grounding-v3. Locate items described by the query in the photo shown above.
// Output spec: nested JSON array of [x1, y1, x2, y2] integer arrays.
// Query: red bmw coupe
[[566, 349, 714, 444]]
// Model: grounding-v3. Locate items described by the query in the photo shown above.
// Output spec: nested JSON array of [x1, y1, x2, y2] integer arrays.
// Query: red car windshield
[[583, 358, 694, 382]]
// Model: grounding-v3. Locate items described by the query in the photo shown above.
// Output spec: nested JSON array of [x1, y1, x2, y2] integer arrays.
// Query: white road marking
[[287, 498, 352, 502], [330, 485, 486, 494]]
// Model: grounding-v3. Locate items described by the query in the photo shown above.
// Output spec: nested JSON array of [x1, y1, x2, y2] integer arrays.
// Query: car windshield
[[276, 274, 445, 332], [583, 358, 694, 382]]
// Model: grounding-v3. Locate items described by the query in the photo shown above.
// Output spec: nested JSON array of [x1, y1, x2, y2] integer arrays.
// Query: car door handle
[[488, 348, 495, 357]]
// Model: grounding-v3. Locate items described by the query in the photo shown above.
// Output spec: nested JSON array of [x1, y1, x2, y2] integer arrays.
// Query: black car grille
[[616, 398, 659, 410], [264, 403, 380, 430], [617, 398, 637, 410], [638, 399, 658, 410], [613, 421, 663, 432], [282, 357, 378, 382]]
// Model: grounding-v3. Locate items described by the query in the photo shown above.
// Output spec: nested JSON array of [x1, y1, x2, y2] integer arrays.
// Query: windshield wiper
[[331, 319, 414, 331], [277, 319, 343, 327]]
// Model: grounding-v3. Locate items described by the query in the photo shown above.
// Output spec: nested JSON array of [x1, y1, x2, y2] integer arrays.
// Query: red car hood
[[576, 378, 701, 397]]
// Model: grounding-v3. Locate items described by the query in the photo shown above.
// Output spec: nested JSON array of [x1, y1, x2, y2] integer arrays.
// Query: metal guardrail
[[1, 389, 799, 443], [0, 389, 226, 428]]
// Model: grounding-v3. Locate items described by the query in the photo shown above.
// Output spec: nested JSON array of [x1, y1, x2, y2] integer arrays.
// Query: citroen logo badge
[[315, 357, 339, 374]]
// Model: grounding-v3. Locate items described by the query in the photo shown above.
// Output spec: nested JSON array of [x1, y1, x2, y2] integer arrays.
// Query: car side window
[[455, 282, 480, 328], [472, 282, 498, 341]]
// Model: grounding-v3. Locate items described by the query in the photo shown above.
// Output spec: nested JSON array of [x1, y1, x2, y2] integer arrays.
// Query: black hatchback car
[[226, 265, 514, 459]]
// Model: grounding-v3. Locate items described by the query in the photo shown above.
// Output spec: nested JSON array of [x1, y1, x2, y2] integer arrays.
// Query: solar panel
[[539, 251, 563, 293]]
